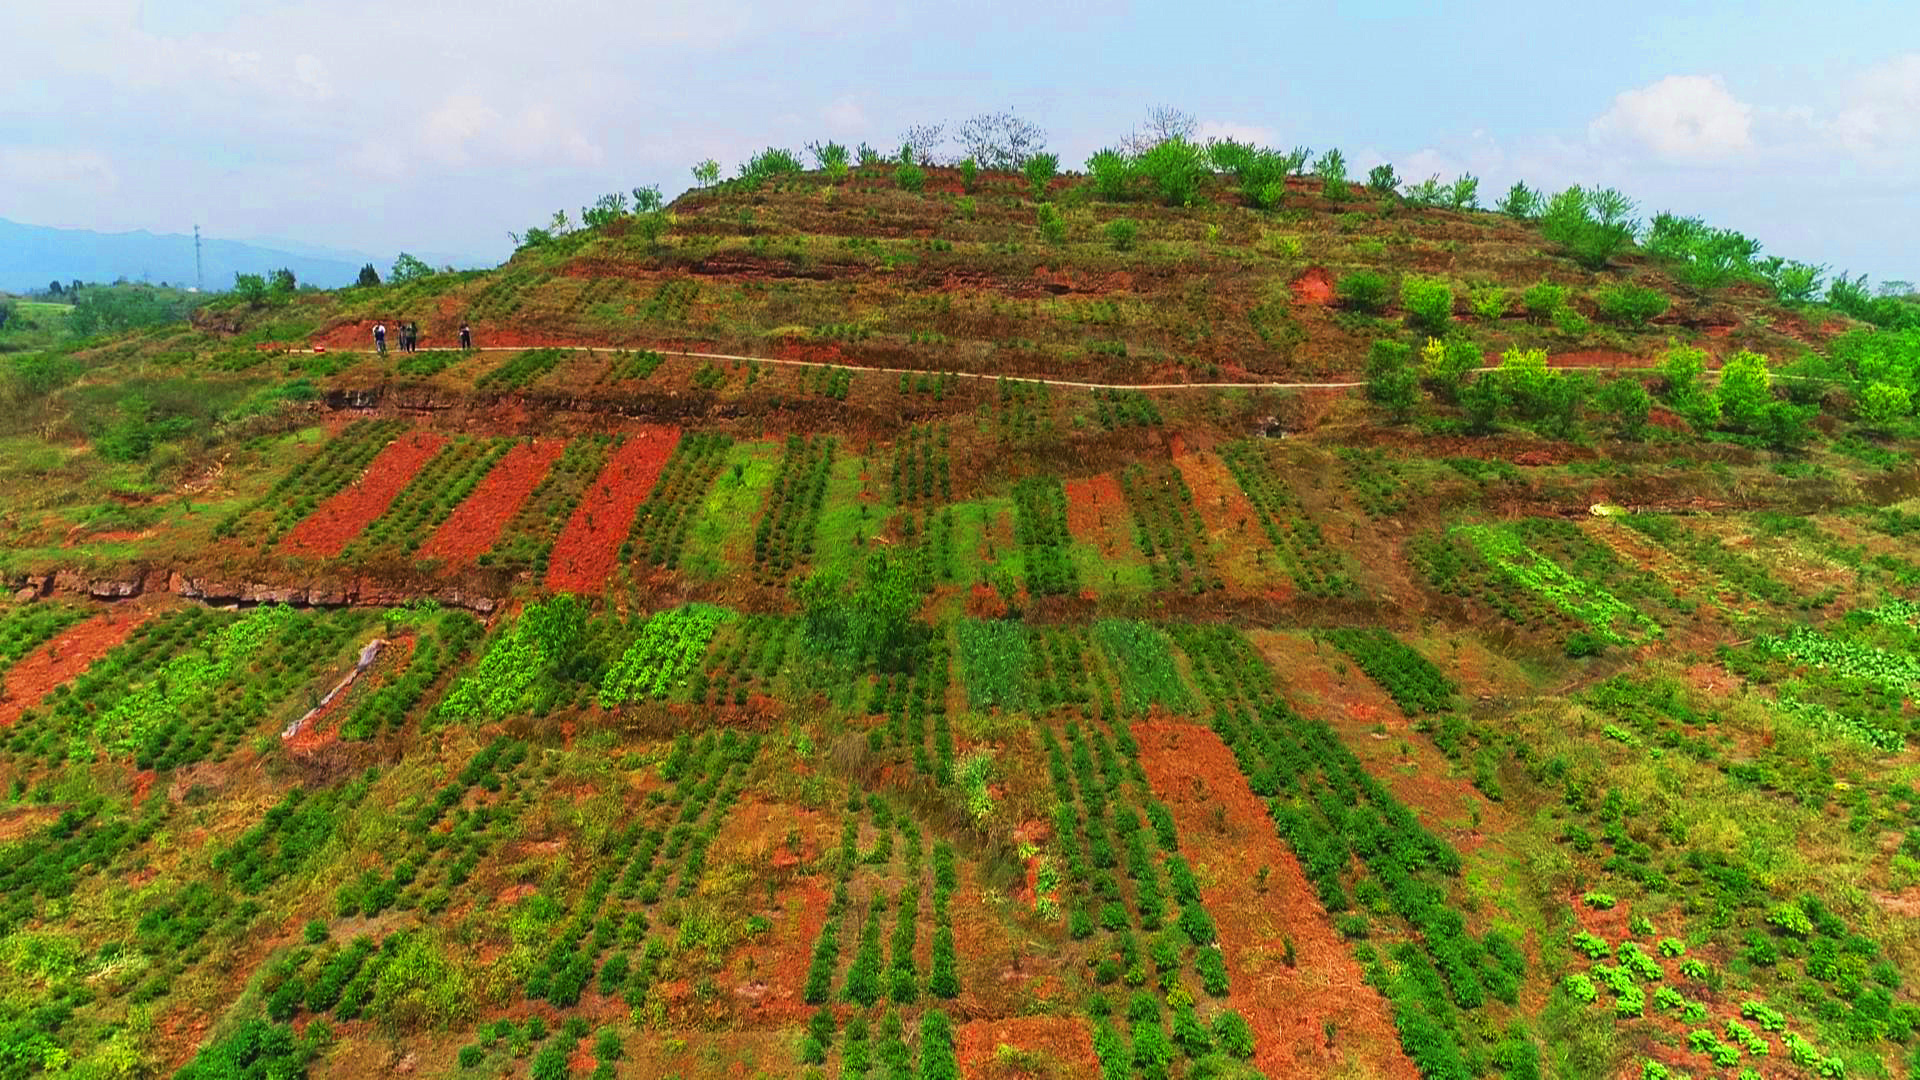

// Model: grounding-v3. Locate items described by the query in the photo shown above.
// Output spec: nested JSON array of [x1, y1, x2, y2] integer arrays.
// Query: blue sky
[[4, 1, 1915, 283]]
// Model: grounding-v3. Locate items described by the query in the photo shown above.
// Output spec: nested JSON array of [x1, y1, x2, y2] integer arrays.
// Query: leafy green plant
[[895, 162, 927, 193], [1337, 271, 1391, 313], [1400, 276, 1454, 332], [1469, 285, 1510, 321], [1496, 181, 1541, 219], [1595, 283, 1669, 327], [1541, 185, 1639, 269], [1105, 218, 1139, 251], [1024, 152, 1060, 199], [1037, 203, 1067, 245]]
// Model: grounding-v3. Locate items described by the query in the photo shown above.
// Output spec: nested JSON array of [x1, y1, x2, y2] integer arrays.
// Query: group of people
[[371, 321, 474, 355]]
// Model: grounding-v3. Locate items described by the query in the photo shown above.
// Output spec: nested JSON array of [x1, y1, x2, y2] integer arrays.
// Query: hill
[[0, 217, 479, 294], [0, 147, 1919, 1080]]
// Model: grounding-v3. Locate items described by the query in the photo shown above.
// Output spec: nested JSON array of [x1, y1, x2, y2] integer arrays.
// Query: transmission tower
[[194, 225, 203, 292]]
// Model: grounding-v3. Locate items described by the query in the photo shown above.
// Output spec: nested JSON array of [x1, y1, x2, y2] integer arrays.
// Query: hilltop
[[0, 141, 1919, 1080]]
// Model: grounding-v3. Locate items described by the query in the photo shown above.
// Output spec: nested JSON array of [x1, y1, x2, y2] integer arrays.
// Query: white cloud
[[352, 95, 603, 177], [0, 147, 119, 193], [1590, 75, 1753, 161], [1831, 53, 1920, 156], [1194, 120, 1277, 146], [821, 98, 868, 134]]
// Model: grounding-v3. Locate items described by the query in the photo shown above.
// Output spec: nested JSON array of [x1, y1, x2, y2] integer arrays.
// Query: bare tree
[[1122, 105, 1197, 154], [898, 123, 948, 165], [957, 110, 1048, 170]]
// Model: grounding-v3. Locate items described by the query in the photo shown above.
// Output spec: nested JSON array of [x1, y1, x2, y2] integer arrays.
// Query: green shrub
[[1106, 219, 1140, 251], [1037, 203, 1067, 245], [1087, 148, 1136, 200], [1136, 137, 1206, 207], [895, 163, 927, 193], [1541, 185, 1638, 269], [457, 1044, 483, 1068], [1337, 271, 1391, 313], [1365, 340, 1418, 418], [958, 157, 979, 192], [1401, 276, 1455, 332], [1522, 280, 1570, 321], [1212, 1010, 1255, 1058], [1596, 377, 1651, 438], [1367, 163, 1399, 193], [1595, 283, 1669, 327], [1469, 285, 1510, 321], [1024, 152, 1060, 199], [1497, 181, 1541, 219]]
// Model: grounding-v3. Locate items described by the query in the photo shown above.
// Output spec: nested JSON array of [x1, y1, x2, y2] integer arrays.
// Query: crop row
[[464, 267, 549, 321], [212, 419, 407, 547], [996, 378, 1053, 445], [1013, 476, 1078, 596], [1094, 389, 1162, 430], [1118, 463, 1221, 594], [1220, 440, 1353, 598], [690, 614, 795, 707], [627, 432, 731, 570], [479, 435, 613, 576], [1414, 524, 1659, 652], [1043, 714, 1234, 1011], [475, 347, 570, 390], [0, 603, 92, 674], [0, 798, 171, 935], [342, 436, 511, 558], [339, 607, 483, 740], [394, 349, 457, 377], [599, 604, 732, 706], [598, 348, 666, 383], [865, 633, 953, 782], [890, 424, 951, 507], [1336, 448, 1408, 518], [897, 369, 957, 399], [798, 364, 854, 400], [1324, 627, 1457, 714], [1620, 514, 1796, 608], [334, 737, 533, 918], [754, 435, 835, 585], [1094, 619, 1196, 717]]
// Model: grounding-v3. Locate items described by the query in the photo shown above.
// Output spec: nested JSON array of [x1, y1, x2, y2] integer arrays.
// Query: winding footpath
[[313, 344, 1755, 393]]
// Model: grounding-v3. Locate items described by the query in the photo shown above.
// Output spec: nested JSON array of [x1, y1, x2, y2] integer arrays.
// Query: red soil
[[0, 608, 152, 728], [733, 876, 829, 1026], [281, 432, 448, 558], [1291, 266, 1334, 305], [955, 1015, 1099, 1079], [285, 635, 415, 755], [1135, 719, 1419, 1080], [1061, 473, 1136, 566], [544, 427, 679, 594], [416, 439, 567, 563]]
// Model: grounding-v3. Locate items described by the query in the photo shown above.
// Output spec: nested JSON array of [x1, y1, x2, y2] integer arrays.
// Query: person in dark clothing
[[459, 322, 473, 351], [373, 322, 387, 354], [409, 322, 421, 352]]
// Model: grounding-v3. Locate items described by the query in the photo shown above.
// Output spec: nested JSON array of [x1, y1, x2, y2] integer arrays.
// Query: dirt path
[[288, 344, 1757, 393], [1134, 719, 1419, 1080]]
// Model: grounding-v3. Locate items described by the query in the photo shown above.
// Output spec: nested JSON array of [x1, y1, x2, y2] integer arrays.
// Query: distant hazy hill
[[0, 218, 485, 294]]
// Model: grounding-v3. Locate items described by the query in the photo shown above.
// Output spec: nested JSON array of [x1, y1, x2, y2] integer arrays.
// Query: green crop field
[[0, 117, 1918, 1080]]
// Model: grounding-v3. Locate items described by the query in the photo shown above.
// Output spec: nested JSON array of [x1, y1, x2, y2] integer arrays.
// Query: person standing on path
[[459, 322, 473, 350], [373, 322, 387, 355], [408, 322, 421, 352]]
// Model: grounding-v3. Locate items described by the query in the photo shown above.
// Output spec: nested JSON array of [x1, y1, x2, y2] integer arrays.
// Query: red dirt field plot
[[545, 426, 680, 593], [1061, 472, 1134, 560], [1135, 719, 1419, 1080], [955, 1014, 1099, 1079], [281, 432, 449, 558], [416, 439, 567, 563], [0, 607, 155, 728]]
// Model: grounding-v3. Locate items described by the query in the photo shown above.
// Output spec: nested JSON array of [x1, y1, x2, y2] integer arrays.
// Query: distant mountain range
[[0, 218, 491, 294]]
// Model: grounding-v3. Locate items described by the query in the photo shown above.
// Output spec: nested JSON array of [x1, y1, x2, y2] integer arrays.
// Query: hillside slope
[[0, 159, 1918, 1080]]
